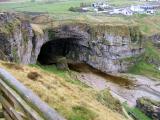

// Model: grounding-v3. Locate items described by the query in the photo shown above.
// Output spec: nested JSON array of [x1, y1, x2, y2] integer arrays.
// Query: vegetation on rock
[[136, 97, 160, 120], [69, 105, 97, 120], [129, 41, 160, 79]]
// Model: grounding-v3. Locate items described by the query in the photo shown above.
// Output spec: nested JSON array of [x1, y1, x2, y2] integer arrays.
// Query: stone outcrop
[[0, 12, 48, 64], [49, 23, 144, 73], [0, 12, 144, 73], [149, 34, 160, 49], [136, 97, 160, 120]]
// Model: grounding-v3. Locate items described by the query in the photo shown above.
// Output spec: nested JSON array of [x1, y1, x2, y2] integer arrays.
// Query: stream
[[69, 63, 160, 106]]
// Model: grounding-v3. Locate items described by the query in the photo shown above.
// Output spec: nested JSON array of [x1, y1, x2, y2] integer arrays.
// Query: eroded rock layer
[[0, 12, 144, 73]]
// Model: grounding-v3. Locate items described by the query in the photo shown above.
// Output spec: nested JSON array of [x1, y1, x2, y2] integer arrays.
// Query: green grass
[[1, 0, 160, 35], [69, 105, 97, 120], [30, 63, 67, 77], [0, 0, 144, 12], [123, 102, 151, 120], [109, 0, 144, 7], [0, 0, 146, 21], [29, 64, 89, 87], [0, 0, 148, 17], [129, 41, 160, 79], [0, 0, 95, 20], [0, 0, 94, 13]]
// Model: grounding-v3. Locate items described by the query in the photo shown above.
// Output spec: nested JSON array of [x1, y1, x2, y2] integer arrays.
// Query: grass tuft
[[69, 105, 97, 120]]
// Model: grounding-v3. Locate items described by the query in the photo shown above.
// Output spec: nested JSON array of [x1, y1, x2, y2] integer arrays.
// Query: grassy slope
[[129, 41, 160, 79], [0, 61, 126, 120], [0, 0, 145, 14], [0, 0, 94, 13]]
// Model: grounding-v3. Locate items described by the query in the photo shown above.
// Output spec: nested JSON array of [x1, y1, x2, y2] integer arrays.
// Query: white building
[[130, 5, 144, 12], [130, 5, 156, 14], [99, 3, 109, 9], [121, 8, 133, 16], [109, 9, 121, 14], [109, 8, 133, 16], [92, 2, 109, 9], [146, 9, 155, 14]]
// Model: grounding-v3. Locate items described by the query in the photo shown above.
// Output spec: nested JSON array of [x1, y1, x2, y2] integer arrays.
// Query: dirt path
[[70, 64, 160, 106]]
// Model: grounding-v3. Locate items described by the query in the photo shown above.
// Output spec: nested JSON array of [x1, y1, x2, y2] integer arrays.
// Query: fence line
[[0, 68, 65, 120]]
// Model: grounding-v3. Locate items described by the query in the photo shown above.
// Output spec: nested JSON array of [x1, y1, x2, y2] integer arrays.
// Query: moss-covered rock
[[136, 97, 160, 120], [0, 12, 48, 64]]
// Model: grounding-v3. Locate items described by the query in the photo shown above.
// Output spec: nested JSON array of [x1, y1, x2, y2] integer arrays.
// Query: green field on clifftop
[[0, 0, 160, 35]]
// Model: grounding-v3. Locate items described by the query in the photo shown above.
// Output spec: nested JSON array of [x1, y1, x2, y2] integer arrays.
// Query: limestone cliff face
[[0, 12, 48, 64], [52, 23, 144, 73], [0, 12, 144, 73]]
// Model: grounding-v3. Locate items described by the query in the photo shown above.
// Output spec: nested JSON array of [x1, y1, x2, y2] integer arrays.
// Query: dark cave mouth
[[37, 38, 80, 66]]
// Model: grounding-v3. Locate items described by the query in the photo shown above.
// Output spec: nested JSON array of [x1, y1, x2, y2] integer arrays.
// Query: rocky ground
[[72, 64, 160, 107]]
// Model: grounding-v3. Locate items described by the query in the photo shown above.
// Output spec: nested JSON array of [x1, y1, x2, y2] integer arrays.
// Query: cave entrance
[[37, 38, 79, 67]]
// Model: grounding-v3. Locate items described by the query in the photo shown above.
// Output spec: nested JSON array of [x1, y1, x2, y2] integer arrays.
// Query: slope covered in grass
[[129, 41, 160, 79], [0, 61, 126, 120]]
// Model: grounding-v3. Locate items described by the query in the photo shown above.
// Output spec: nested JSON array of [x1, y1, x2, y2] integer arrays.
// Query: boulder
[[136, 97, 160, 120]]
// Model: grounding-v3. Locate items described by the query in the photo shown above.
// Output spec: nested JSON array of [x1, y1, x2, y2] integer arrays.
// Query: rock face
[[149, 34, 160, 49], [48, 23, 144, 73], [0, 12, 144, 73], [136, 97, 160, 120], [0, 12, 48, 64]]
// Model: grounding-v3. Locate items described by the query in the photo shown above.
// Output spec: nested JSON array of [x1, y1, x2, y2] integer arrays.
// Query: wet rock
[[136, 97, 160, 120]]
